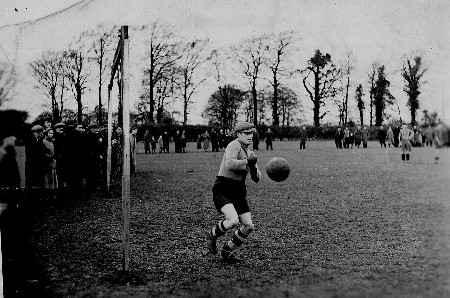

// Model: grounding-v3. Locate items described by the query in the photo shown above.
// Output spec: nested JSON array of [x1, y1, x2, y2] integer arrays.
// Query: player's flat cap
[[235, 121, 256, 133], [31, 125, 44, 132], [55, 122, 65, 128]]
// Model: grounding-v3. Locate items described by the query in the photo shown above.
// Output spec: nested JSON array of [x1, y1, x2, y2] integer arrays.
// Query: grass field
[[17, 140, 450, 297]]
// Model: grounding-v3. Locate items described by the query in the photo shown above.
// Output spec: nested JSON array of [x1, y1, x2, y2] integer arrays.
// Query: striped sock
[[211, 220, 226, 238], [224, 227, 251, 252]]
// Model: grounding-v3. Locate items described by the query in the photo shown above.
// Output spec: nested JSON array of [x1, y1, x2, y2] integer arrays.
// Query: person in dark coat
[[218, 129, 226, 150], [162, 131, 170, 153], [362, 126, 369, 148], [354, 126, 363, 148], [393, 125, 400, 147], [299, 126, 307, 149], [53, 123, 67, 189], [378, 126, 387, 148], [25, 125, 46, 190], [211, 129, 219, 152], [252, 130, 260, 150], [265, 128, 273, 150], [174, 130, 181, 153], [335, 127, 344, 148], [143, 130, 151, 154]]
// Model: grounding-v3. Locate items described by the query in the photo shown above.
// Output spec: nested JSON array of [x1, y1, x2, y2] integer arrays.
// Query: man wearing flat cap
[[206, 121, 262, 264], [53, 122, 67, 189], [25, 125, 46, 189]]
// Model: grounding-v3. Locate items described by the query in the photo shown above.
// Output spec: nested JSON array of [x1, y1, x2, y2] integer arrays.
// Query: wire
[[0, 0, 98, 31]]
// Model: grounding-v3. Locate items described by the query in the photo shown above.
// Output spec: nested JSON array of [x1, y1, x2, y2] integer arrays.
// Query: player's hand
[[247, 152, 257, 169]]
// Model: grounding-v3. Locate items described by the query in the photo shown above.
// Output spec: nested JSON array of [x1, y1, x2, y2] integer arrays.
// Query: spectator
[[343, 127, 350, 148], [378, 126, 387, 148], [151, 135, 157, 154], [393, 125, 400, 147], [218, 129, 227, 150], [413, 127, 422, 147], [162, 131, 170, 153], [180, 130, 187, 153], [197, 134, 202, 152], [362, 126, 369, 148], [354, 126, 362, 148], [158, 135, 164, 153], [386, 127, 394, 147], [25, 125, 46, 190], [203, 130, 210, 152], [299, 126, 307, 149], [265, 128, 273, 150], [174, 130, 181, 153], [425, 126, 434, 147], [53, 122, 67, 189], [43, 128, 57, 190], [335, 127, 344, 148], [144, 130, 151, 154], [211, 129, 219, 152], [252, 129, 259, 150]]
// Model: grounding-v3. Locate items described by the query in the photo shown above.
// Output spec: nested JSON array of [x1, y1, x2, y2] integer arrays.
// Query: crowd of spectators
[[333, 124, 443, 149], [23, 121, 109, 197]]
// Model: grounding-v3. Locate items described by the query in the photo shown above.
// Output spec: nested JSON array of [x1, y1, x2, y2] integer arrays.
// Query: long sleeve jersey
[[399, 128, 414, 142], [217, 139, 261, 182]]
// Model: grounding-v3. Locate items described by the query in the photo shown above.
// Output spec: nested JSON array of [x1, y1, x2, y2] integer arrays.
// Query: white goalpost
[[107, 25, 131, 272]]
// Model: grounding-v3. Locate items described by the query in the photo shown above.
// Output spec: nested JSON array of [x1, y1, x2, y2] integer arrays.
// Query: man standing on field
[[299, 126, 307, 149], [207, 121, 261, 264], [399, 123, 414, 162]]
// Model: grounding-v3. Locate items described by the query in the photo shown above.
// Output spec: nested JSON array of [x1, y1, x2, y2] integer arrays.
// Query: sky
[[0, 0, 449, 125]]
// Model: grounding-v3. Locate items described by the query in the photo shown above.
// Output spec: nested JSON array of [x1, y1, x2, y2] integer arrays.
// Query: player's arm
[[247, 151, 261, 183], [225, 143, 248, 171], [249, 165, 261, 183]]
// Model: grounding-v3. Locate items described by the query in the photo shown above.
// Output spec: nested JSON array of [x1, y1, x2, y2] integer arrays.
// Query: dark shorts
[[212, 176, 249, 215]]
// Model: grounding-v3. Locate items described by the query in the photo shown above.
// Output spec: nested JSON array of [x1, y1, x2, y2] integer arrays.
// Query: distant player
[[398, 123, 414, 162], [207, 121, 261, 264], [433, 122, 446, 163]]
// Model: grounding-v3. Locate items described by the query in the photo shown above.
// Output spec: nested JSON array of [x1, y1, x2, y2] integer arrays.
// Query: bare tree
[[141, 22, 182, 123], [339, 52, 355, 125], [264, 31, 296, 126], [302, 50, 340, 126], [86, 25, 118, 126], [156, 70, 176, 124], [29, 51, 69, 123], [230, 34, 268, 126], [0, 62, 14, 106], [367, 62, 379, 127], [66, 39, 91, 124], [401, 56, 426, 125], [177, 39, 210, 126], [277, 86, 302, 127]]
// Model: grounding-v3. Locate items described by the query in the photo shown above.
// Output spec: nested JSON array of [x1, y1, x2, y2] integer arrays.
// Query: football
[[265, 157, 290, 182]]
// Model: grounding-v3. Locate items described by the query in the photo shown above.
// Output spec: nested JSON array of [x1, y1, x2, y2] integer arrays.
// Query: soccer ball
[[265, 157, 290, 182]]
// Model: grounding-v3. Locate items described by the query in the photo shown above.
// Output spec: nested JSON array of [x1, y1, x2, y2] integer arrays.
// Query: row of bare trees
[[29, 25, 118, 125], [27, 21, 427, 128]]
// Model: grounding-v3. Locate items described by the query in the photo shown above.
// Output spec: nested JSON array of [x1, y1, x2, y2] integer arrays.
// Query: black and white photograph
[[0, 0, 449, 297]]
